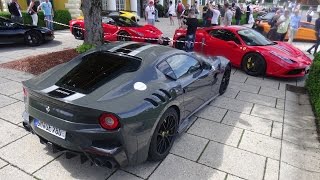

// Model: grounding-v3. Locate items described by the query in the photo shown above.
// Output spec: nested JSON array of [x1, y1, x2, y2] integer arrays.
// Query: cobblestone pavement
[[0, 18, 319, 180]]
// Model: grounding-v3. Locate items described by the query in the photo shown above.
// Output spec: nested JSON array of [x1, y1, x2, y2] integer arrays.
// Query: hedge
[[0, 10, 71, 30], [306, 52, 320, 132]]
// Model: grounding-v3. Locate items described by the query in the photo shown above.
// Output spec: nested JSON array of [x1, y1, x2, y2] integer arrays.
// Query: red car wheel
[[117, 31, 131, 41], [242, 53, 266, 76]]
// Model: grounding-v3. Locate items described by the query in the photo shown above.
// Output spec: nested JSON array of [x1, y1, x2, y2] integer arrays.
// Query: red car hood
[[258, 41, 311, 65]]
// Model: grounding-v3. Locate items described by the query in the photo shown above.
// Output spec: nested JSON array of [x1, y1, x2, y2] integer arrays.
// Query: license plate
[[34, 119, 66, 139], [305, 66, 310, 74]]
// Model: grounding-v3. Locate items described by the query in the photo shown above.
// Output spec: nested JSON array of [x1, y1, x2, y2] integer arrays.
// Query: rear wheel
[[148, 108, 178, 161], [175, 37, 185, 50], [242, 53, 266, 76], [117, 31, 131, 41], [73, 25, 84, 40], [24, 31, 43, 46], [219, 64, 231, 95]]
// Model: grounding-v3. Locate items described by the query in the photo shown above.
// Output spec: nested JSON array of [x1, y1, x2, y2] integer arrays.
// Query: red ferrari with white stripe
[[173, 26, 312, 78]]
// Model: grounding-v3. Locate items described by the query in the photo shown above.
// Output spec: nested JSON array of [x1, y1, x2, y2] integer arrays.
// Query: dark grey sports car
[[22, 42, 231, 168]]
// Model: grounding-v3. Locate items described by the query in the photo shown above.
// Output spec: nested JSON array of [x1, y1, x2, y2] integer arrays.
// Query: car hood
[[258, 42, 311, 64]]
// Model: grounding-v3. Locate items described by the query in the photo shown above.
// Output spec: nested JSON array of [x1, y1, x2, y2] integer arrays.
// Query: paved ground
[[0, 18, 319, 180]]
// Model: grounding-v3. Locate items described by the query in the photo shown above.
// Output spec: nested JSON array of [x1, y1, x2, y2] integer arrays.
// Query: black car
[[0, 17, 54, 46], [22, 42, 231, 168]]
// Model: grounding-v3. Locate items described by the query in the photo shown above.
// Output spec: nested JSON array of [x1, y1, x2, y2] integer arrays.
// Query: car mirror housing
[[165, 71, 177, 81]]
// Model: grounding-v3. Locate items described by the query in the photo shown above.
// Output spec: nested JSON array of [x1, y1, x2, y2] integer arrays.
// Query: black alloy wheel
[[175, 37, 186, 50], [242, 53, 266, 76], [73, 25, 84, 40], [219, 64, 231, 95], [117, 31, 131, 41], [148, 108, 178, 161], [24, 31, 42, 46]]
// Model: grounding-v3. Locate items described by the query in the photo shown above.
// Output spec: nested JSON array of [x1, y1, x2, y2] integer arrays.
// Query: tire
[[148, 108, 179, 161], [73, 25, 84, 40], [24, 30, 43, 46], [117, 31, 131, 41], [241, 53, 266, 76], [219, 64, 231, 95], [175, 37, 185, 50]]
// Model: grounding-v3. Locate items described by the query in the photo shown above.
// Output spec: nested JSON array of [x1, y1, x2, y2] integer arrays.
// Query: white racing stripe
[[41, 85, 59, 93], [128, 44, 157, 56], [63, 93, 86, 101], [108, 42, 138, 52]]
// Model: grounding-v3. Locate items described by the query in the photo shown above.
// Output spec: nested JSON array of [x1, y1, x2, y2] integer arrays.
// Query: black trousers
[[307, 34, 320, 54]]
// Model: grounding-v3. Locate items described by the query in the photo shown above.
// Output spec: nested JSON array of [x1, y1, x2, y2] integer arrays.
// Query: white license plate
[[35, 120, 66, 139]]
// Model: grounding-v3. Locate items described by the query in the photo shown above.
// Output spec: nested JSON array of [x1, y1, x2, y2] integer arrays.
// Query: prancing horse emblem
[[46, 106, 50, 113]]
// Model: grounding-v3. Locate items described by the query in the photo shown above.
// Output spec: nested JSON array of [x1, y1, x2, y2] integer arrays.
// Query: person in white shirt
[[208, 4, 220, 26], [223, 3, 233, 26], [306, 7, 314, 23], [168, 1, 175, 25], [145, 0, 156, 25]]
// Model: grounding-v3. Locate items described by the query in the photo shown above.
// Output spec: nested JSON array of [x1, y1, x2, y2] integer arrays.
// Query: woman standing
[[168, 1, 175, 25], [27, 0, 38, 26]]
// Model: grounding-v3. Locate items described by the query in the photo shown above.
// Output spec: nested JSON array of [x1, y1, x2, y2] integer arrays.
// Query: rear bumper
[[22, 110, 129, 168]]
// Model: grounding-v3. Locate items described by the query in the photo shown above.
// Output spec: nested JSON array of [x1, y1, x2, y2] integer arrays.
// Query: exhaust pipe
[[93, 158, 118, 169]]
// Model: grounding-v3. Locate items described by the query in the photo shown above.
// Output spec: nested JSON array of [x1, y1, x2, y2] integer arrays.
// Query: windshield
[[111, 16, 139, 27], [238, 29, 275, 46]]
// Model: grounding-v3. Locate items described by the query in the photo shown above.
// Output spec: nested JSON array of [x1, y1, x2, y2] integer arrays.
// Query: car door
[[204, 29, 244, 66], [102, 17, 119, 41], [166, 54, 213, 119], [0, 19, 24, 44]]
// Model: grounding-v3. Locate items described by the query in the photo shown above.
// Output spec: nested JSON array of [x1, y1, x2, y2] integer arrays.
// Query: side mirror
[[165, 71, 177, 80], [202, 61, 212, 70], [227, 41, 239, 48]]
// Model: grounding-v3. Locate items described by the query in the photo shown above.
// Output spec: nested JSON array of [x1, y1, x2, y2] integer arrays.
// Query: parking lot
[[0, 18, 319, 180]]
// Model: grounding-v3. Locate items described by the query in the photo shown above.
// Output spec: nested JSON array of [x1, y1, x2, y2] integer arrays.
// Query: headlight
[[131, 30, 144, 37], [270, 52, 295, 64]]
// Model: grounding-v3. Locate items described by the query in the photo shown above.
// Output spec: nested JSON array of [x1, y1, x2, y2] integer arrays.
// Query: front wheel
[[219, 64, 231, 95], [24, 31, 43, 46], [117, 31, 131, 41], [242, 53, 266, 76], [148, 108, 178, 161], [73, 25, 84, 40]]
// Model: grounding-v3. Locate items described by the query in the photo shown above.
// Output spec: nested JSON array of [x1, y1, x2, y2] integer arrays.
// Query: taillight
[[99, 113, 120, 130]]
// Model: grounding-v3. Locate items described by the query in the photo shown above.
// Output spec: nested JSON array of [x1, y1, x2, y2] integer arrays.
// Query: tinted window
[[56, 52, 141, 94], [238, 29, 275, 46], [111, 16, 139, 27], [209, 29, 241, 44], [166, 55, 200, 79]]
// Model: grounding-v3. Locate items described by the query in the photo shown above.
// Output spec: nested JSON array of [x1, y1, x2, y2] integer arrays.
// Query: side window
[[209, 29, 241, 44], [166, 54, 200, 79], [300, 23, 315, 30]]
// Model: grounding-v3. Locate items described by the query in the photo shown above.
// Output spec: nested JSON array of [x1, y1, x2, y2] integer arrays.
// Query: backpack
[[177, 4, 184, 13]]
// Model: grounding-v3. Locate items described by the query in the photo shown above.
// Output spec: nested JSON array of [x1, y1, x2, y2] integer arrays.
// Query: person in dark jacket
[[234, 4, 242, 25], [246, 2, 251, 24], [307, 13, 320, 55], [8, 0, 23, 23], [183, 10, 198, 52]]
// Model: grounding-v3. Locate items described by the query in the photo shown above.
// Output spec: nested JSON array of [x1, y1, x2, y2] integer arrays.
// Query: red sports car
[[173, 26, 312, 78], [70, 15, 162, 43]]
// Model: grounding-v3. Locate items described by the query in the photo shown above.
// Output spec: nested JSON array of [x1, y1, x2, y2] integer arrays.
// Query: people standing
[[234, 4, 242, 25], [306, 7, 314, 23], [218, 4, 225, 26], [202, 3, 208, 27], [205, 1, 213, 27], [8, 0, 23, 24], [38, 0, 54, 30], [288, 10, 301, 44], [176, 0, 185, 27], [307, 13, 320, 55], [145, 0, 156, 26], [267, 10, 281, 41], [183, 10, 198, 52], [208, 4, 220, 26], [276, 10, 291, 41], [168, 1, 175, 25], [154, 0, 160, 22], [191, 1, 199, 18], [223, 3, 233, 26], [27, 0, 38, 26], [246, 2, 251, 24]]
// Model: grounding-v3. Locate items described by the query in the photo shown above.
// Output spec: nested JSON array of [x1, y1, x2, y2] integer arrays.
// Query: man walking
[[8, 0, 23, 23], [38, 0, 54, 30], [307, 13, 320, 55], [288, 10, 301, 44], [145, 0, 156, 26], [223, 3, 233, 26], [183, 10, 198, 52]]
